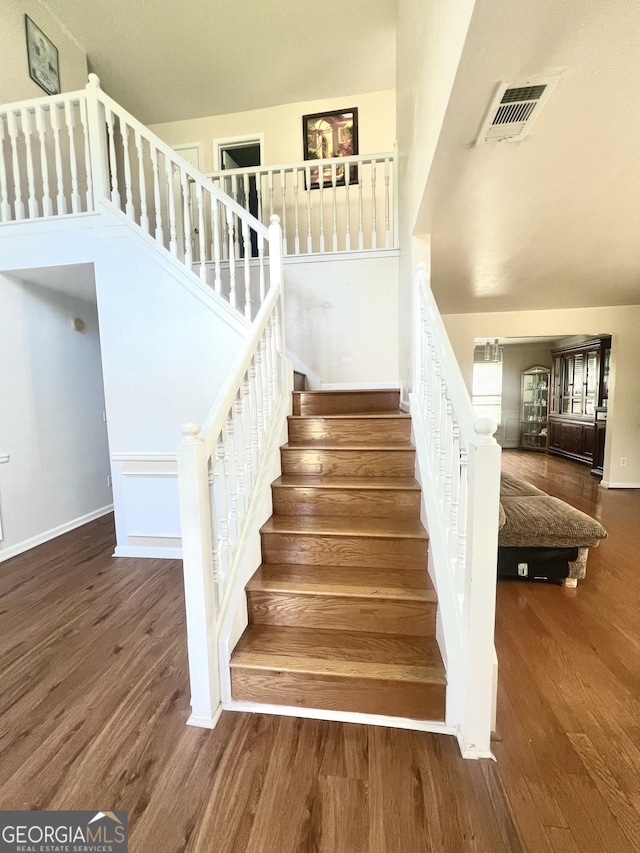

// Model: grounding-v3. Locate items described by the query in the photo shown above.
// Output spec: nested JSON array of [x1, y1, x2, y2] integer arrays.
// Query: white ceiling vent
[[475, 76, 560, 145]]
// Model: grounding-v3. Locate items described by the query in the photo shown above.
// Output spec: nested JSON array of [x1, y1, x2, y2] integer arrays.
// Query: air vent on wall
[[475, 76, 560, 145]]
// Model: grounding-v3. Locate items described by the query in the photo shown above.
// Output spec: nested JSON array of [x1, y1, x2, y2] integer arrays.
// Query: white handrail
[[411, 263, 501, 758]]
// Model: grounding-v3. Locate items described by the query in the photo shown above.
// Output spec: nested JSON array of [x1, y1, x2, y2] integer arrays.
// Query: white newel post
[[177, 423, 222, 728], [460, 418, 501, 756], [84, 74, 110, 206]]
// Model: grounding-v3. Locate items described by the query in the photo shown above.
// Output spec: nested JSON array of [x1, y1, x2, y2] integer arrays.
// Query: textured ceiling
[[420, 0, 640, 314], [44, 0, 396, 123]]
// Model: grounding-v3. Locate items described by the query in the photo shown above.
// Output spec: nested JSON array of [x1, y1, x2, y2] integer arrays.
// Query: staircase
[[230, 388, 447, 721]]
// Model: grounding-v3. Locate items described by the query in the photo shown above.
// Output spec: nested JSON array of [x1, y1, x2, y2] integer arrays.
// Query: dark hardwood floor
[[1, 449, 638, 851]]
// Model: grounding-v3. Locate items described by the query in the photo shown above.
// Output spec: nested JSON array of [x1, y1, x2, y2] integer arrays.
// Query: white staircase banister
[[198, 264, 281, 455], [411, 261, 501, 758], [86, 80, 269, 238], [415, 263, 476, 439]]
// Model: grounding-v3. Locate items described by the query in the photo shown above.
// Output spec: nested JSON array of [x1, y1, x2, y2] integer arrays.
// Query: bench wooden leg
[[562, 577, 578, 588]]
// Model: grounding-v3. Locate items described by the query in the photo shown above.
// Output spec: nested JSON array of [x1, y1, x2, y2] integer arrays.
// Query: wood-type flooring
[[1, 449, 638, 851]]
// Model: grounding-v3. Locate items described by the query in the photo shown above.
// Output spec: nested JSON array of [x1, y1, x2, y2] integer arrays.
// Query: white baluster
[[181, 169, 192, 266], [214, 430, 231, 581], [121, 124, 135, 219], [254, 346, 266, 448], [358, 163, 364, 250], [258, 233, 266, 303], [7, 111, 26, 219], [0, 118, 12, 221], [279, 169, 287, 255], [231, 174, 241, 258], [134, 129, 149, 233], [384, 157, 391, 249], [196, 183, 207, 282], [457, 447, 469, 596], [242, 219, 251, 320], [345, 165, 352, 252], [318, 163, 325, 253], [305, 165, 313, 253], [227, 208, 237, 309], [105, 109, 120, 206], [206, 462, 222, 605], [50, 104, 67, 215], [256, 172, 264, 225], [20, 108, 38, 218], [444, 399, 454, 511], [211, 199, 222, 295], [63, 102, 80, 214], [225, 411, 239, 548], [242, 173, 250, 214], [242, 375, 254, 492], [267, 170, 274, 219], [371, 162, 377, 250], [450, 417, 461, 564], [331, 162, 338, 252], [78, 99, 93, 211], [233, 394, 247, 520], [269, 312, 279, 402], [293, 168, 300, 255], [151, 146, 164, 244], [248, 361, 261, 467], [263, 323, 274, 420], [165, 158, 178, 256]]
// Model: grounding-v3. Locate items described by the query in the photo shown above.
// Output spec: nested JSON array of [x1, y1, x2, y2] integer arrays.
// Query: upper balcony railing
[[205, 149, 398, 257], [0, 76, 275, 322]]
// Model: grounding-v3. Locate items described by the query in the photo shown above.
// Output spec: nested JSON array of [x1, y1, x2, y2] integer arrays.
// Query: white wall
[[0, 0, 87, 104], [395, 0, 477, 395], [443, 306, 640, 487], [283, 254, 400, 387], [149, 89, 396, 172], [0, 272, 112, 561], [0, 210, 248, 557]]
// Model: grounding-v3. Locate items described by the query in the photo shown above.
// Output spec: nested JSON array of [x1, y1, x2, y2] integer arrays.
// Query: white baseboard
[[0, 505, 114, 563], [600, 481, 640, 489], [113, 545, 183, 559], [186, 706, 223, 729], [222, 699, 457, 736], [456, 728, 496, 761]]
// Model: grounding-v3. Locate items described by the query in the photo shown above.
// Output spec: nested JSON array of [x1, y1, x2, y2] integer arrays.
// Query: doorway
[[215, 137, 263, 256]]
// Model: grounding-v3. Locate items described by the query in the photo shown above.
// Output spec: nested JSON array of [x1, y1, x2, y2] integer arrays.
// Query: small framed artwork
[[302, 108, 359, 189], [25, 15, 60, 96]]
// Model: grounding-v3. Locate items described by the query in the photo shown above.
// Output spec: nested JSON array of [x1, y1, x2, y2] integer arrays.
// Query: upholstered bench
[[498, 472, 608, 586]]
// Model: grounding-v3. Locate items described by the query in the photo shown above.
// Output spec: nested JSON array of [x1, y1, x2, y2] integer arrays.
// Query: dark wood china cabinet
[[548, 337, 611, 473]]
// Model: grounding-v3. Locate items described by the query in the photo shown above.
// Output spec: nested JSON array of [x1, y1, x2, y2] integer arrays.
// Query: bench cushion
[[499, 495, 608, 548]]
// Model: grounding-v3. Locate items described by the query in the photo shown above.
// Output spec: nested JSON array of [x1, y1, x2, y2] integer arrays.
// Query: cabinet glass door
[[570, 354, 584, 415], [584, 350, 598, 416]]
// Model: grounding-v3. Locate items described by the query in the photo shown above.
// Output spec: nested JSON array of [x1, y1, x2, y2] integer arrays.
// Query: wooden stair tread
[[231, 625, 445, 684], [294, 389, 399, 396], [288, 413, 410, 420], [261, 515, 428, 539], [272, 475, 420, 490], [247, 563, 436, 601], [281, 441, 415, 451]]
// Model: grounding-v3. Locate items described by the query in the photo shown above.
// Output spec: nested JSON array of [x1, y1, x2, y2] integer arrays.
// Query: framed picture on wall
[[302, 108, 358, 189], [25, 15, 60, 96]]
